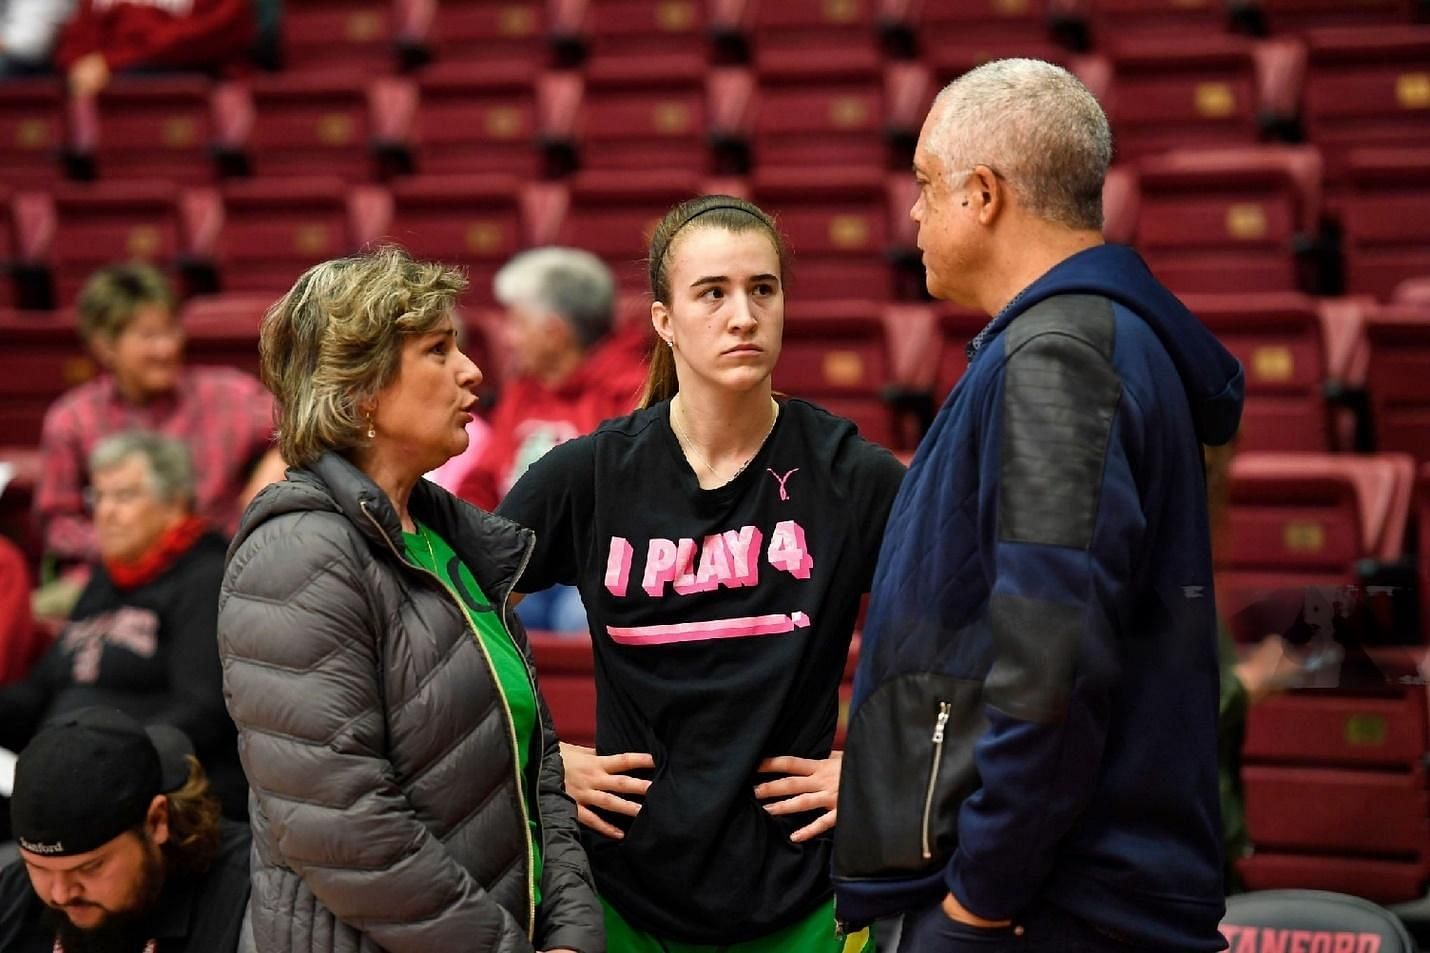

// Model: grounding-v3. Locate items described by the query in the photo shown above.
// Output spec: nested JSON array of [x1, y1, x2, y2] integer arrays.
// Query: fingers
[[590, 790, 645, 818], [789, 809, 837, 843], [755, 756, 819, 776], [753, 774, 821, 800], [599, 751, 656, 773], [576, 805, 626, 840], [604, 773, 652, 796], [761, 791, 834, 816]]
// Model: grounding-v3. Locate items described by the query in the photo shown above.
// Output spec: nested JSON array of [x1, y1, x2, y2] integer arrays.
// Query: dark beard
[[40, 840, 165, 953]]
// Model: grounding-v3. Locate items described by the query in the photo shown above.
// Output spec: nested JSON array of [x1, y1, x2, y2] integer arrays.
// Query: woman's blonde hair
[[260, 247, 468, 467]]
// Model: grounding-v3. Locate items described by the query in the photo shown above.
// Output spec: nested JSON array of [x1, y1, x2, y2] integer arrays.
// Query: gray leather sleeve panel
[[985, 593, 1082, 724], [998, 295, 1122, 550]]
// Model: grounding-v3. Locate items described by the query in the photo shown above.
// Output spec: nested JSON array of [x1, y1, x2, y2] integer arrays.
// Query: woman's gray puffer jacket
[[217, 452, 603, 953]]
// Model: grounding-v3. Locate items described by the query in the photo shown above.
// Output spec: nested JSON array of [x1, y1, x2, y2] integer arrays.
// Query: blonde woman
[[217, 248, 602, 953]]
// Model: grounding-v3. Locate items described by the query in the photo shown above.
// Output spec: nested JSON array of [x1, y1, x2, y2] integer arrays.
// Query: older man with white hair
[[834, 59, 1244, 952]]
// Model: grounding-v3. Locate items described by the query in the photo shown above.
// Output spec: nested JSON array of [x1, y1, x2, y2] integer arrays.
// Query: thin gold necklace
[[671, 395, 779, 485]]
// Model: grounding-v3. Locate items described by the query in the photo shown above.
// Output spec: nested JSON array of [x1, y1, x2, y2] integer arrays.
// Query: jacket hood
[[231, 452, 534, 595], [999, 244, 1244, 446]]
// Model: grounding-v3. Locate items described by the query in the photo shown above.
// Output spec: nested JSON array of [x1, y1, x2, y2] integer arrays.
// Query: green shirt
[[404, 520, 543, 907]]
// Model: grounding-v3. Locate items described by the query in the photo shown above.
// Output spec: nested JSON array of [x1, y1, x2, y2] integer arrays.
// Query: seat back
[[1221, 890, 1417, 953], [1365, 304, 1430, 466], [215, 178, 354, 293], [777, 301, 898, 448], [1342, 149, 1430, 300]]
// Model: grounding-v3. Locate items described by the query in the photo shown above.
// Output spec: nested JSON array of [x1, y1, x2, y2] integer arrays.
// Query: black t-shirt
[[498, 397, 905, 943], [0, 818, 251, 953]]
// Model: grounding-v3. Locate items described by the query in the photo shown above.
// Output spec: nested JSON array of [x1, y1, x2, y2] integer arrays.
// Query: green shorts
[[601, 896, 873, 953]]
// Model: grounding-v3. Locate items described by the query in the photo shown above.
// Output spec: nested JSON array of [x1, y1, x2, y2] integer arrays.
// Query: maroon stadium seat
[[280, 0, 397, 72], [752, 168, 902, 302], [1084, 33, 1268, 160], [1184, 293, 1332, 452], [896, 0, 1062, 58], [1087, 0, 1231, 39], [528, 633, 597, 746], [574, 54, 712, 173], [220, 71, 380, 181], [1364, 303, 1430, 467], [1301, 27, 1430, 185], [1132, 147, 1321, 294], [1236, 649, 1430, 904], [581, 0, 708, 70], [750, 0, 881, 63], [1342, 149, 1430, 301], [409, 62, 543, 178], [0, 80, 65, 189], [204, 177, 358, 294], [72, 76, 216, 184], [777, 301, 900, 449], [0, 310, 93, 446], [395, 0, 550, 68], [749, 48, 888, 173], [540, 170, 716, 292], [18, 181, 187, 306], [181, 294, 274, 378], [1218, 451, 1414, 625], [1419, 465, 1430, 641], [378, 174, 529, 310], [1255, 0, 1419, 33]]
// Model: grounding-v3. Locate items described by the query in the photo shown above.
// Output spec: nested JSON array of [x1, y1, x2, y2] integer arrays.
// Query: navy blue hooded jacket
[[833, 244, 1243, 951]]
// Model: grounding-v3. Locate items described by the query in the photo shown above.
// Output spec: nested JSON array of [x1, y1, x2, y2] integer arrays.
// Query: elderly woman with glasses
[[0, 429, 244, 821], [216, 247, 601, 953]]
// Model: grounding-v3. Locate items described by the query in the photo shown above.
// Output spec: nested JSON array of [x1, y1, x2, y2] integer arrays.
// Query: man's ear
[[974, 165, 1004, 225], [145, 794, 171, 848]]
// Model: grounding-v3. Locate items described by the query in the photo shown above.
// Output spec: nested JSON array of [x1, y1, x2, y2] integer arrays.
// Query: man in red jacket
[[54, 0, 252, 96], [458, 247, 647, 631]]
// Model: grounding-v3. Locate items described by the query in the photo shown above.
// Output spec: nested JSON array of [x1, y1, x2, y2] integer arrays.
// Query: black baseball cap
[[10, 707, 195, 858]]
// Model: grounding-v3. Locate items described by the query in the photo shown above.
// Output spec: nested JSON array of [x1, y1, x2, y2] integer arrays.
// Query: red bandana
[[102, 516, 207, 590]]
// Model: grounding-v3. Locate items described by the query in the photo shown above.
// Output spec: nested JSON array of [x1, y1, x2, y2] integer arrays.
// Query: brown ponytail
[[637, 195, 790, 409]]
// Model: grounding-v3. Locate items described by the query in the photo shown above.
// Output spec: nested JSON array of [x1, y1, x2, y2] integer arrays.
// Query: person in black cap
[[0, 706, 250, 953]]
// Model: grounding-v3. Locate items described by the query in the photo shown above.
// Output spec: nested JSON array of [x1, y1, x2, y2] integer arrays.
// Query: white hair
[[493, 246, 616, 349], [90, 430, 196, 506], [928, 58, 1112, 231]]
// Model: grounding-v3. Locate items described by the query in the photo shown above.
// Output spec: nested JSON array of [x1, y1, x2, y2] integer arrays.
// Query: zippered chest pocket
[[834, 673, 986, 878]]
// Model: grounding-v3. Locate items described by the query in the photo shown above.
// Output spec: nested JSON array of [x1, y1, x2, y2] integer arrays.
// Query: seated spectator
[[0, 707, 250, 953], [0, 0, 74, 75], [1, 431, 244, 819], [0, 535, 42, 686], [54, 0, 253, 97], [36, 263, 282, 571], [457, 247, 647, 633]]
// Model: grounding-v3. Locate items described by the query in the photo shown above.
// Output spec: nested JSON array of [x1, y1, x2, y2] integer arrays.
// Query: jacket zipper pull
[[932, 704, 950, 743]]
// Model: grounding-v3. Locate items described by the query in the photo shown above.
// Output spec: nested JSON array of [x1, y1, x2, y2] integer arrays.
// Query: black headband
[[655, 201, 763, 261]]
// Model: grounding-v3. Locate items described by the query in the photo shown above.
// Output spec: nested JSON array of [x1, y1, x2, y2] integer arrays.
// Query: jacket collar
[[297, 452, 535, 601]]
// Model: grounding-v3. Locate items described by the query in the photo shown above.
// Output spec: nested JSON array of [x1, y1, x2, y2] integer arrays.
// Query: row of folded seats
[[0, 22, 1425, 187], [0, 139, 1425, 309], [258, 0, 1430, 76]]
